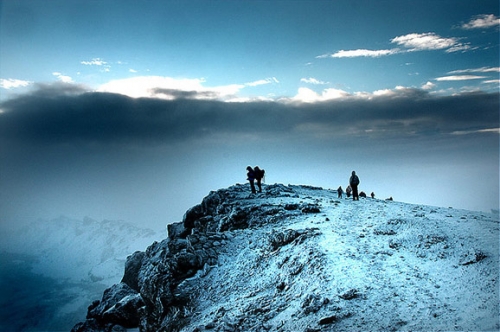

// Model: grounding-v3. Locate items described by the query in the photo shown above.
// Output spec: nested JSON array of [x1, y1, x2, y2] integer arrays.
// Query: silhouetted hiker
[[253, 166, 265, 193], [246, 166, 256, 194], [371, 192, 375, 199], [337, 186, 344, 198], [349, 171, 360, 201], [346, 185, 352, 198], [359, 191, 367, 198]]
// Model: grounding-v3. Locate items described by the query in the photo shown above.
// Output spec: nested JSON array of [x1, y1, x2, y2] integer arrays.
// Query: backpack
[[255, 168, 265, 180]]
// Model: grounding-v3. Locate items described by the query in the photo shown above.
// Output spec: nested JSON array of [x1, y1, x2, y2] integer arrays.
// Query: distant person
[[349, 171, 360, 201], [253, 166, 265, 193], [359, 191, 366, 198], [337, 186, 344, 199], [346, 185, 352, 198], [246, 166, 256, 194], [371, 192, 375, 199]]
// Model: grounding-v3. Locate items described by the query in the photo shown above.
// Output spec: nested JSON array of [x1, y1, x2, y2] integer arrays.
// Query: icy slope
[[73, 184, 499, 331]]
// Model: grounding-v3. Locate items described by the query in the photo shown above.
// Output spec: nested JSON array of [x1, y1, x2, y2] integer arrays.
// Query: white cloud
[[319, 31, 470, 59], [448, 67, 500, 74], [290, 87, 351, 103], [462, 14, 500, 30], [98, 76, 207, 99], [300, 78, 328, 85], [129, 69, 138, 73], [81, 58, 111, 73], [81, 58, 108, 66], [321, 49, 398, 58], [372, 88, 397, 97], [289, 85, 429, 103], [97, 76, 277, 101], [435, 75, 486, 81], [482, 79, 500, 85], [421, 81, 436, 90], [52, 72, 74, 83], [0, 78, 32, 89], [451, 128, 500, 135], [245, 77, 279, 87], [390, 33, 468, 52]]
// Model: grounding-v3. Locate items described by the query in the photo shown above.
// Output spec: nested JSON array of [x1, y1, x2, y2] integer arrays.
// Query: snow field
[[178, 185, 499, 331]]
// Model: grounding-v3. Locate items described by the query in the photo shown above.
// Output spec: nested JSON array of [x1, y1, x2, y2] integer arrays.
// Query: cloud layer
[[1, 83, 498, 148]]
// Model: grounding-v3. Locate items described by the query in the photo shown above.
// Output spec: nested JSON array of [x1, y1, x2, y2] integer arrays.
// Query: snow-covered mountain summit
[[73, 183, 499, 331]]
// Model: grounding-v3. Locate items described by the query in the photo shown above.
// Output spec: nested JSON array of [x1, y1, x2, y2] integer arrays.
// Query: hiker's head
[[352, 171, 356, 175], [246, 166, 253, 171]]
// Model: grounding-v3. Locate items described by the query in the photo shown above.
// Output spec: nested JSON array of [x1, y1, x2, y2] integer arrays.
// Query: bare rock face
[[72, 283, 141, 331], [72, 183, 499, 332]]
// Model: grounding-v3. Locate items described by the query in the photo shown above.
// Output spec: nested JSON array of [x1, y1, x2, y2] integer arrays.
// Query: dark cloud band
[[1, 84, 498, 146]]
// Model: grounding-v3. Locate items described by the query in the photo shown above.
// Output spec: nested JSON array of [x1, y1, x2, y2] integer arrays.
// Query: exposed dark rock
[[87, 283, 138, 321], [167, 221, 187, 240], [318, 315, 338, 325], [269, 228, 321, 251], [71, 318, 126, 332], [183, 204, 204, 230], [101, 293, 144, 328], [301, 294, 328, 314], [269, 229, 301, 250], [284, 203, 299, 210], [301, 204, 321, 214], [460, 249, 487, 265], [339, 288, 359, 300], [121, 251, 144, 292], [174, 251, 204, 279]]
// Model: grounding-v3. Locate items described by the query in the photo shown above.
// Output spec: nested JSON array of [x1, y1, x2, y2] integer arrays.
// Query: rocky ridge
[[72, 183, 499, 331]]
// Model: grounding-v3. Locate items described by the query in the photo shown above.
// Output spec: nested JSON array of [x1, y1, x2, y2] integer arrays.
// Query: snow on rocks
[[72, 183, 499, 331]]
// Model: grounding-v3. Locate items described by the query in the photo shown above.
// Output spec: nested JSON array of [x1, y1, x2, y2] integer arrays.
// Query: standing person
[[253, 166, 265, 193], [337, 186, 344, 199], [349, 171, 360, 201], [246, 166, 256, 194]]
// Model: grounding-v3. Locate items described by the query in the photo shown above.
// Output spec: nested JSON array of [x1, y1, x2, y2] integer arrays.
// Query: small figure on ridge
[[246, 166, 256, 194], [337, 186, 344, 199], [349, 171, 360, 201], [253, 166, 265, 193]]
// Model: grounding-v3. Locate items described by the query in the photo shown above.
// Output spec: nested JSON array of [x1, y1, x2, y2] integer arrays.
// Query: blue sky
[[1, 0, 498, 100], [0, 1, 498, 231]]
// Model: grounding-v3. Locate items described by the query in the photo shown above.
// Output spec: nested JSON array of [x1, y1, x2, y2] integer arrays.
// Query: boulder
[[88, 283, 138, 321], [102, 293, 144, 328], [167, 221, 187, 240], [121, 251, 145, 292], [183, 204, 204, 229]]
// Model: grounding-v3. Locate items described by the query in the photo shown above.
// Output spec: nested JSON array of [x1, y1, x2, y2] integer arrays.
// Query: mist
[[0, 85, 498, 234]]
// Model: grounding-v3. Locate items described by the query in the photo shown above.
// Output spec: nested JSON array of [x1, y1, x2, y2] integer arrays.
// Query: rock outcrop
[[72, 183, 499, 332]]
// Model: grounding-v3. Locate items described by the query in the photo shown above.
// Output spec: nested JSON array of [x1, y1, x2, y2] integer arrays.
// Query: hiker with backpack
[[254, 166, 265, 193], [337, 186, 344, 199], [246, 166, 256, 194], [349, 171, 360, 201]]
